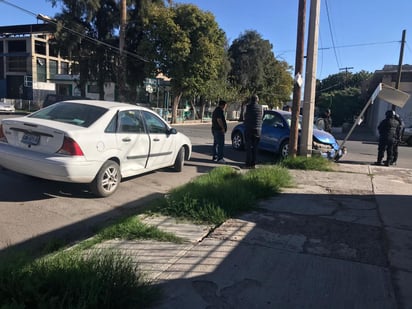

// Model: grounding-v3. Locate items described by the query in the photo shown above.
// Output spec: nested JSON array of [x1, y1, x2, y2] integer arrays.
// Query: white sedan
[[0, 100, 192, 197], [0, 101, 15, 112]]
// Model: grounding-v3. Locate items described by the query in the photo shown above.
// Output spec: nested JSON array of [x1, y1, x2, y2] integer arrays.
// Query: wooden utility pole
[[393, 29, 406, 111], [300, 0, 320, 157], [289, 0, 306, 158], [118, 0, 127, 102]]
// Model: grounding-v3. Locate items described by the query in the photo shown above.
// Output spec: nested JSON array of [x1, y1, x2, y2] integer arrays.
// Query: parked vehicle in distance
[[0, 101, 15, 113], [0, 100, 192, 197], [401, 125, 412, 146], [231, 109, 345, 160], [43, 94, 90, 108]]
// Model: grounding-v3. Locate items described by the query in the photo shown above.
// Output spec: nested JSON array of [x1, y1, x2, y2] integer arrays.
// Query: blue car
[[231, 110, 345, 160]]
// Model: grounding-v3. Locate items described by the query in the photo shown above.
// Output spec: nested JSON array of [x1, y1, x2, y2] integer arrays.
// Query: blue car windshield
[[283, 113, 321, 130], [282, 113, 302, 130]]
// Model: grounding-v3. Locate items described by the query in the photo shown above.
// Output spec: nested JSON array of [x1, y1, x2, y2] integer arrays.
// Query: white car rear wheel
[[90, 160, 121, 197]]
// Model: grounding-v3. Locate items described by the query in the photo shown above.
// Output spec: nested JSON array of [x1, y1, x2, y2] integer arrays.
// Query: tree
[[48, 0, 119, 99], [316, 70, 373, 126], [143, 3, 227, 123], [228, 30, 293, 117]]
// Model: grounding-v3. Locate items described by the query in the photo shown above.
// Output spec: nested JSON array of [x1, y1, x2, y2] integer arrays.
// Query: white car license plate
[[21, 133, 40, 145]]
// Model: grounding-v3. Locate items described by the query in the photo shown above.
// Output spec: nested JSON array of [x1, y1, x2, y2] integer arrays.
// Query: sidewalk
[[97, 163, 412, 309]]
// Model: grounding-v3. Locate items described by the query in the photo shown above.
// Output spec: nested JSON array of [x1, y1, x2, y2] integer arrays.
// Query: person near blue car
[[211, 100, 227, 163], [244, 94, 263, 169]]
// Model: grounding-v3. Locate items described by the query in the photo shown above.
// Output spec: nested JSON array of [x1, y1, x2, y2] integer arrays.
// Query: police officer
[[391, 113, 404, 165], [375, 110, 400, 166]]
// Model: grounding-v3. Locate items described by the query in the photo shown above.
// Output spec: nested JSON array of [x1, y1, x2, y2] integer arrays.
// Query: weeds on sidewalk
[[0, 250, 160, 308], [157, 165, 294, 225], [281, 156, 335, 171]]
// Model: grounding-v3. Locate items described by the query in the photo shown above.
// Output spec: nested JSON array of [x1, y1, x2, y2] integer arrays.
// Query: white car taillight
[[57, 136, 84, 156], [0, 124, 7, 143]]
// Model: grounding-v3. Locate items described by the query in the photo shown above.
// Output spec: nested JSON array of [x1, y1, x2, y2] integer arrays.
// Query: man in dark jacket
[[211, 100, 227, 163], [375, 110, 400, 166], [391, 113, 404, 165], [244, 94, 263, 168]]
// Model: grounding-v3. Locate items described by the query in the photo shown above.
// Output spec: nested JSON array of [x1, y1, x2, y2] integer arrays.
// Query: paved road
[[1, 119, 411, 254]]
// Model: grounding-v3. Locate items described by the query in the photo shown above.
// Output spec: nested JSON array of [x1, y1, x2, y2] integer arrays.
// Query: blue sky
[[1, 0, 411, 80]]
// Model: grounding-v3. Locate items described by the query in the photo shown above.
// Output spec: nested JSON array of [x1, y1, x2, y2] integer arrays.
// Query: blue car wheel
[[232, 131, 244, 150]]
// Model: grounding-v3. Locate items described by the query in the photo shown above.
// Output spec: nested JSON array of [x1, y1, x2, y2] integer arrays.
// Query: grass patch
[[281, 156, 335, 171], [79, 215, 184, 249], [157, 165, 293, 225], [0, 250, 160, 309]]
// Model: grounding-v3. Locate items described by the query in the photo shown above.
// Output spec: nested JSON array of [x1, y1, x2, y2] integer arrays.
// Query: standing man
[[323, 108, 332, 133], [211, 100, 227, 163], [375, 110, 399, 166], [244, 94, 263, 169], [391, 113, 404, 165]]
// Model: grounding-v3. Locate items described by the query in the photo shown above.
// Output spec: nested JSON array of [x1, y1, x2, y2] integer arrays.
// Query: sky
[[1, 0, 411, 80]]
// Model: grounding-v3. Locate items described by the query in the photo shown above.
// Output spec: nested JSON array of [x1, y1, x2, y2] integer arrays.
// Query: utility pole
[[300, 0, 320, 157], [393, 29, 406, 111], [118, 0, 127, 102], [289, 0, 306, 158], [339, 66, 353, 87]]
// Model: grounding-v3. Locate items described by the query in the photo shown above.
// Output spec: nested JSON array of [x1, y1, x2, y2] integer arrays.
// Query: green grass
[[0, 250, 160, 308], [280, 156, 336, 171], [79, 215, 184, 250], [157, 165, 294, 225]]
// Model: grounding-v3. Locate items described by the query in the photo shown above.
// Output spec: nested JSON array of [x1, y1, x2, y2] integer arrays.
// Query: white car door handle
[[122, 137, 131, 142], [153, 138, 160, 142]]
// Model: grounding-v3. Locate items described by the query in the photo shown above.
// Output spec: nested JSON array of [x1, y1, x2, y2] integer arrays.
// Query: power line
[[0, 0, 148, 62], [324, 0, 340, 69]]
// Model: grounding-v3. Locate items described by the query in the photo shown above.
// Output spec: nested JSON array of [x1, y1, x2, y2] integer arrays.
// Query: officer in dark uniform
[[375, 110, 400, 166], [391, 113, 404, 165]]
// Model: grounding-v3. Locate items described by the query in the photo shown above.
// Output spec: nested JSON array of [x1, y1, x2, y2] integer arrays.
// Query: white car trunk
[[2, 118, 67, 154]]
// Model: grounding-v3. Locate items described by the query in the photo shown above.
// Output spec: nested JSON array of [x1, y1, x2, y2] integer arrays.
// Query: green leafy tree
[[228, 30, 293, 117], [143, 3, 227, 123], [316, 70, 372, 126], [48, 0, 119, 99]]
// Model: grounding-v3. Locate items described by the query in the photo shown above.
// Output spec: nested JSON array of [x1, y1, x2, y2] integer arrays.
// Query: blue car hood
[[313, 128, 338, 144]]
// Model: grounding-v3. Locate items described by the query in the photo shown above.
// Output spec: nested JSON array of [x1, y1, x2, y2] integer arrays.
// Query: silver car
[[0, 101, 15, 113], [401, 126, 412, 146]]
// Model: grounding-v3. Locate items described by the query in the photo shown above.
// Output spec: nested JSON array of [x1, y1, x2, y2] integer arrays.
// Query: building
[[366, 65, 412, 136], [0, 23, 114, 109]]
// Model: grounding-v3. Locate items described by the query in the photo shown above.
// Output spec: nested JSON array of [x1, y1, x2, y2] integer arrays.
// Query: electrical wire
[[324, 0, 340, 69], [0, 0, 148, 62]]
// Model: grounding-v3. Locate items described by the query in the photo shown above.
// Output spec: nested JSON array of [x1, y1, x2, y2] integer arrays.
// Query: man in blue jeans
[[211, 100, 227, 163]]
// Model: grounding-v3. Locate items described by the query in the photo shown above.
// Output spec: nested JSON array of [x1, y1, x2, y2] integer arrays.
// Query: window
[[35, 41, 46, 55], [87, 84, 99, 94], [49, 42, 59, 57], [142, 111, 168, 134], [36, 57, 46, 82], [30, 102, 107, 128], [60, 62, 69, 74], [7, 56, 27, 73], [118, 110, 144, 133], [8, 40, 26, 52], [49, 60, 58, 80]]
